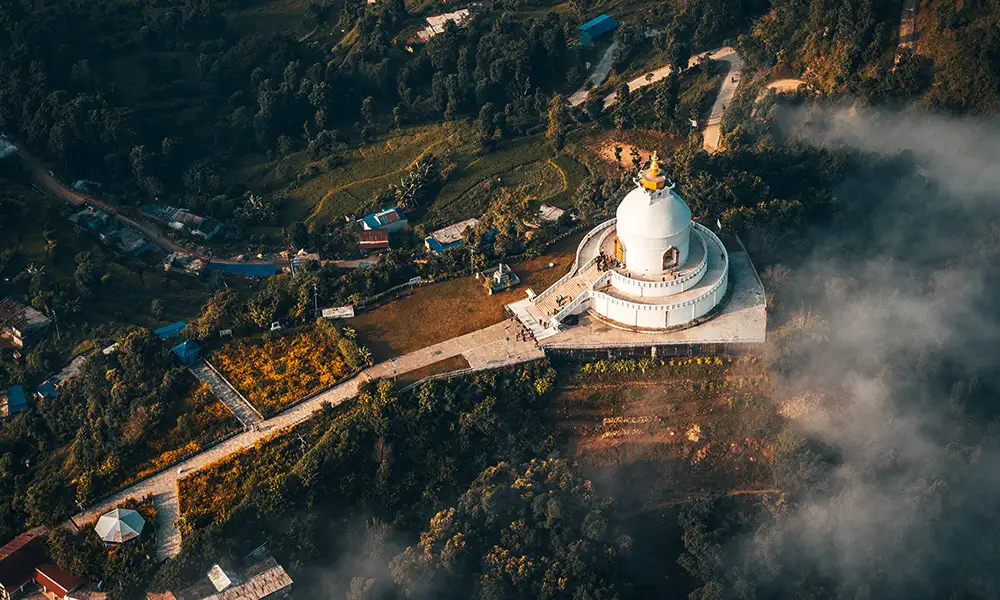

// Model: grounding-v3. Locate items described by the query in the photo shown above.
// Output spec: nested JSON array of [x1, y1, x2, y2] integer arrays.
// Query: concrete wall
[[587, 224, 730, 330]]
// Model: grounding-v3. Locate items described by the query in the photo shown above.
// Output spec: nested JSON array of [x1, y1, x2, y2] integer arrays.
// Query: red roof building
[[35, 563, 82, 599], [358, 229, 390, 255], [0, 526, 48, 599]]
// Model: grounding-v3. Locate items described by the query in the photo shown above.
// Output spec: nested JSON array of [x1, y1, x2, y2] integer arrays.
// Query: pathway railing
[[534, 218, 615, 304]]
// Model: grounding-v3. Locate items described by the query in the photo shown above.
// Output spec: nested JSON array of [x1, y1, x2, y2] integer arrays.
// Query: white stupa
[[614, 157, 693, 275], [514, 152, 730, 333]]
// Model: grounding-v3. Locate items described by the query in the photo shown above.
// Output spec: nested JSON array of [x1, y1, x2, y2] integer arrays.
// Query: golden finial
[[640, 150, 666, 191]]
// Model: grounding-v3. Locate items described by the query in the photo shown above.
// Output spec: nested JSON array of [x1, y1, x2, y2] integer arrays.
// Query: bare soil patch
[[554, 355, 782, 513]]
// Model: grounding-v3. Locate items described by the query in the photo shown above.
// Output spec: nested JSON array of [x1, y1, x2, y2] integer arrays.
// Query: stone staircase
[[531, 261, 603, 324], [190, 361, 263, 428]]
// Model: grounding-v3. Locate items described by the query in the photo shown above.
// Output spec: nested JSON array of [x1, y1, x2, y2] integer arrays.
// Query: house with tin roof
[[0, 526, 48, 600], [357, 207, 407, 232]]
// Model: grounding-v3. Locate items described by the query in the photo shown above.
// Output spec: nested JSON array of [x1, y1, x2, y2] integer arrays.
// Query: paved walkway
[[70, 322, 543, 560], [189, 362, 263, 428]]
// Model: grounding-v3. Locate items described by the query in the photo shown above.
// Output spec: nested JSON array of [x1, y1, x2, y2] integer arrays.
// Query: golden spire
[[640, 149, 666, 191]]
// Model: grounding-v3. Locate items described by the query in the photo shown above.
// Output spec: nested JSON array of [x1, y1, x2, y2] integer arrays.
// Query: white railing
[[589, 225, 730, 314], [609, 232, 708, 294], [535, 218, 616, 304]]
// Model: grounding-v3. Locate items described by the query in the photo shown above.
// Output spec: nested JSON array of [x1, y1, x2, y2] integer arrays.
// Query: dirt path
[[898, 0, 918, 54], [69, 321, 544, 560], [7, 137, 283, 267]]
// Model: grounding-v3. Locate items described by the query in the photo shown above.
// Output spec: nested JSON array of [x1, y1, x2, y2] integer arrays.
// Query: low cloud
[[747, 104, 1000, 595]]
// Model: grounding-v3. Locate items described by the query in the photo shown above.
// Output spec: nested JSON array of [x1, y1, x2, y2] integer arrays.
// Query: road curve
[[569, 42, 621, 107], [593, 46, 744, 153], [701, 48, 744, 153]]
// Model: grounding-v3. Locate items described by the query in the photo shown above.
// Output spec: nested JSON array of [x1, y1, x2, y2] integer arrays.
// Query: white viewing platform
[[506, 155, 765, 350]]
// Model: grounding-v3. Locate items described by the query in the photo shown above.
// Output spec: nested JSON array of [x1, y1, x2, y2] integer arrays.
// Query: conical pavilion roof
[[94, 508, 145, 543]]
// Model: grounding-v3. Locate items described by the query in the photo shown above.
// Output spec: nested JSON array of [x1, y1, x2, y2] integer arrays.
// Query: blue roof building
[[578, 14, 619, 46], [153, 321, 188, 339], [35, 381, 58, 400], [357, 207, 408, 232], [170, 340, 202, 366], [1, 385, 27, 417]]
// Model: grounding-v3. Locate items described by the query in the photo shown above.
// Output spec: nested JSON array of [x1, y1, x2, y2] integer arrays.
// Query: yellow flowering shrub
[[127, 383, 239, 485], [210, 327, 352, 415]]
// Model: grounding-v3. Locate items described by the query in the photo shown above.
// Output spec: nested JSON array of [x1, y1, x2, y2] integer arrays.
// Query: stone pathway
[[189, 362, 263, 428], [70, 322, 543, 560]]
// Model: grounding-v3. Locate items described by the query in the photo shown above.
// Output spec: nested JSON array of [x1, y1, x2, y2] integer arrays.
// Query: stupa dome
[[615, 185, 692, 242]]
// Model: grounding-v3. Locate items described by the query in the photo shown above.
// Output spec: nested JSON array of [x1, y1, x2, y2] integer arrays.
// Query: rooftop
[[358, 207, 406, 230], [578, 14, 619, 36], [429, 218, 479, 245], [204, 262, 279, 277], [0, 298, 52, 334], [154, 322, 188, 339], [51, 355, 88, 386], [2, 385, 28, 417], [419, 9, 471, 40], [166, 558, 292, 600], [35, 563, 82, 596], [0, 138, 17, 159], [170, 341, 201, 361], [538, 204, 566, 222], [0, 526, 48, 591]]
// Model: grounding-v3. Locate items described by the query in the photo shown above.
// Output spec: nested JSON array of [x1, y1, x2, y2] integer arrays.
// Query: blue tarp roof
[[205, 262, 279, 277], [578, 14, 619, 37], [424, 236, 463, 254], [36, 381, 58, 399], [153, 321, 188, 339], [170, 340, 201, 360], [6, 385, 27, 413]]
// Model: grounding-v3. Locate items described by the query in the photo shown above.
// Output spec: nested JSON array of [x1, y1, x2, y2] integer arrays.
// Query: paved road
[[569, 42, 621, 107], [594, 46, 743, 153], [602, 46, 736, 109], [568, 28, 665, 107], [701, 47, 744, 153], [71, 321, 544, 559], [189, 362, 263, 427]]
